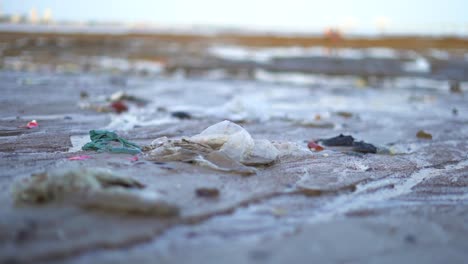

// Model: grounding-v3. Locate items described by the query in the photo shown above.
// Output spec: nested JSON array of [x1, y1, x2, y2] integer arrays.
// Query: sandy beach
[[1, 28, 467, 263]]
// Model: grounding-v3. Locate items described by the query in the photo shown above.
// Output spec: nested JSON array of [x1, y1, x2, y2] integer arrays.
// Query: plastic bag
[[12, 168, 178, 216], [146, 121, 279, 174]]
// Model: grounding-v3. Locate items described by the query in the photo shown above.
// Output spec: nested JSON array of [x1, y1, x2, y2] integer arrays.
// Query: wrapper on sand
[[146, 121, 279, 175]]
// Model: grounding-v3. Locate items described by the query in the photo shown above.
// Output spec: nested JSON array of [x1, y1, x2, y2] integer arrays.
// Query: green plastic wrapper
[[82, 130, 141, 154]]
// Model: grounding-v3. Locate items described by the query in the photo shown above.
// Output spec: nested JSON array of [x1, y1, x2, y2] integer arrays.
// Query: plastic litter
[[416, 130, 432, 140], [321, 134, 355, 146], [68, 155, 92, 161], [352, 141, 377, 154], [19, 120, 38, 129], [307, 141, 324, 152], [196, 187, 220, 198], [145, 120, 279, 175], [82, 130, 141, 154], [109, 91, 147, 105], [171, 111, 192, 120], [128, 155, 139, 162], [80, 91, 89, 99], [12, 168, 179, 216], [336, 111, 353, 118], [320, 134, 378, 154], [79, 91, 146, 114], [110, 101, 129, 114]]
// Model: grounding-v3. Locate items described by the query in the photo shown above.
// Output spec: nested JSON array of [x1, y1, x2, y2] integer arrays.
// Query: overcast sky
[[3, 0, 468, 34]]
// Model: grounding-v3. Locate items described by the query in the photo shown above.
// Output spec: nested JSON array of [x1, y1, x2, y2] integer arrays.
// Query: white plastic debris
[[191, 120, 255, 161], [146, 120, 279, 174], [12, 168, 179, 216]]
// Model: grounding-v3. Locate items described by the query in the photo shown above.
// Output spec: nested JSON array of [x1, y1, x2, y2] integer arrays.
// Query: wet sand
[[0, 30, 467, 263]]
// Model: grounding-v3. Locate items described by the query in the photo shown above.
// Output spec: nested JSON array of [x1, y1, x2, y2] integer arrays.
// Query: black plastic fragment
[[321, 134, 355, 146], [171, 111, 192, 120], [352, 141, 377, 153]]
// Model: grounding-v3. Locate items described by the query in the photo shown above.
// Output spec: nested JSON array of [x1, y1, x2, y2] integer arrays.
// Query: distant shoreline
[[0, 23, 467, 51]]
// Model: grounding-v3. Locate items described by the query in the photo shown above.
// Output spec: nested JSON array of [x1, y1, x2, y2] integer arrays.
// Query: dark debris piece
[[171, 111, 192, 120], [196, 188, 220, 198], [80, 91, 89, 99], [416, 130, 432, 140], [352, 141, 377, 154], [321, 134, 355, 146], [321, 134, 378, 154]]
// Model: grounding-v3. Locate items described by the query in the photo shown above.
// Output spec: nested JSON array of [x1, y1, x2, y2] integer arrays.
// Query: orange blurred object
[[307, 141, 324, 151]]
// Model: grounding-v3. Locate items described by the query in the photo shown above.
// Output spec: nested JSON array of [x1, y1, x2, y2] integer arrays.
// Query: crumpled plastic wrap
[[145, 120, 279, 175], [12, 168, 179, 216]]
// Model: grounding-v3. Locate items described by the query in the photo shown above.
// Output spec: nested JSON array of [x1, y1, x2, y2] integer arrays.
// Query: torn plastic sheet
[[145, 120, 279, 175], [12, 168, 179, 216], [82, 130, 142, 154]]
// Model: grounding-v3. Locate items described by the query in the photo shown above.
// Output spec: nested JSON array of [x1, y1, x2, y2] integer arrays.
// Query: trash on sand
[[416, 130, 432, 140], [68, 155, 92, 161], [79, 91, 146, 114], [296, 120, 335, 128], [12, 168, 179, 216], [109, 91, 148, 105], [196, 187, 220, 198], [145, 120, 279, 175], [128, 155, 139, 162], [307, 141, 324, 152], [171, 111, 192, 120], [19, 120, 38, 129], [336, 111, 353, 118], [449, 81, 462, 94], [80, 91, 89, 99], [321, 134, 355, 147], [352, 141, 377, 154], [110, 101, 129, 114], [82, 130, 141, 154], [320, 134, 378, 154]]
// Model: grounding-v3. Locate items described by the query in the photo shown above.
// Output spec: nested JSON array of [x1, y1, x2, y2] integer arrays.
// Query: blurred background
[[0, 0, 467, 81]]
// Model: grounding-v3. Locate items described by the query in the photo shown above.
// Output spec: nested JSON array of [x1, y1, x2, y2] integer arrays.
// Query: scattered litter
[[12, 168, 179, 216], [272, 141, 311, 157], [321, 134, 355, 147], [336, 111, 353, 118], [68, 155, 92, 161], [296, 120, 335, 128], [271, 207, 287, 216], [79, 91, 146, 114], [449, 81, 462, 93], [307, 141, 324, 152], [145, 120, 279, 175], [171, 111, 192, 120], [110, 101, 129, 114], [352, 141, 377, 154], [80, 91, 89, 99], [82, 130, 141, 154], [195, 187, 220, 198], [320, 134, 378, 154], [128, 155, 139, 162], [416, 130, 432, 140], [19, 120, 38, 129], [109, 91, 148, 106]]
